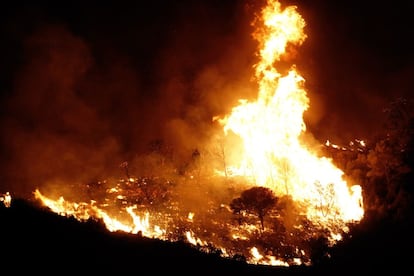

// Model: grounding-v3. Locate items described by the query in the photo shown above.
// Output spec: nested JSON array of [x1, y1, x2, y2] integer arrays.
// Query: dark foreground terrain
[[1, 198, 412, 275]]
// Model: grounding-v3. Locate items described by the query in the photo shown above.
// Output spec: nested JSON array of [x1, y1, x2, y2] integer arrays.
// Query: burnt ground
[[1, 198, 412, 275]]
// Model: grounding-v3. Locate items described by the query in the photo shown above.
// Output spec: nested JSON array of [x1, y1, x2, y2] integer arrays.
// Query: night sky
[[1, 0, 413, 196]]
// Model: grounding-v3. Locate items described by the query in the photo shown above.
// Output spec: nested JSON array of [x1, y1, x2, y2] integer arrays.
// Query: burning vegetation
[[0, 192, 11, 208], [2, 0, 413, 270], [25, 0, 366, 266]]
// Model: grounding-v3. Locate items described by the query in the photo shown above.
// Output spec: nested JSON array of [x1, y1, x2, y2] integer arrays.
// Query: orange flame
[[0, 192, 12, 208], [30, 0, 365, 267], [218, 0, 363, 233], [34, 189, 167, 238], [250, 246, 291, 266]]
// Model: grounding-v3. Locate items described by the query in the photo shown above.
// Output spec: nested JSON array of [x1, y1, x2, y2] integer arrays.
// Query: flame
[[186, 230, 208, 246], [187, 212, 194, 222], [26, 0, 366, 267], [217, 0, 363, 233], [250, 247, 290, 266], [1, 192, 12, 208], [34, 189, 166, 239]]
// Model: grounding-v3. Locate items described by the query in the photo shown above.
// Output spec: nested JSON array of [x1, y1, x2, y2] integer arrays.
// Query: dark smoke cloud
[[296, 0, 414, 143], [1, 0, 413, 198], [0, 1, 254, 197], [0, 25, 124, 197]]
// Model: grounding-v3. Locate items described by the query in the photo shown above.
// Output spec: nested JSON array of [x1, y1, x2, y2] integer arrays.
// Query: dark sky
[[1, 0, 413, 196]]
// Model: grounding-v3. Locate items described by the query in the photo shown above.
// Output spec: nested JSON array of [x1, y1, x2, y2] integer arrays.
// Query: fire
[[28, 0, 365, 267], [34, 189, 166, 239], [217, 0, 363, 233], [250, 247, 289, 266], [1, 192, 12, 208], [186, 230, 208, 246]]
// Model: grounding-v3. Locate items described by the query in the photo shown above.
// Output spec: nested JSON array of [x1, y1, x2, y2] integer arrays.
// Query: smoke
[[0, 25, 124, 197], [1, 1, 413, 200], [296, 0, 414, 144], [0, 1, 256, 198]]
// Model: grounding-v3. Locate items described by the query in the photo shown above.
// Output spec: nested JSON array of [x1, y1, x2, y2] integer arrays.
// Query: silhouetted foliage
[[308, 235, 330, 265], [230, 186, 278, 231], [365, 98, 414, 219], [326, 97, 414, 221], [275, 195, 304, 233]]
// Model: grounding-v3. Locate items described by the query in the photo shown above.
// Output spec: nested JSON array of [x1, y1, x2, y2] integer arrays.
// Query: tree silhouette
[[326, 97, 414, 220], [230, 186, 277, 231], [365, 98, 414, 218]]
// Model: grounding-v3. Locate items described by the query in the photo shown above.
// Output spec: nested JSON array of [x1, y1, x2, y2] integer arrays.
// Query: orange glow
[[32, 0, 365, 267], [217, 0, 363, 235], [250, 247, 290, 266], [34, 189, 167, 238], [0, 192, 12, 208]]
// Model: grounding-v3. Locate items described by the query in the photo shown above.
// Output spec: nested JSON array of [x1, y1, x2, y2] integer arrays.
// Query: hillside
[[1, 198, 412, 275]]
